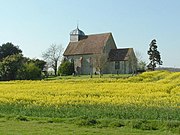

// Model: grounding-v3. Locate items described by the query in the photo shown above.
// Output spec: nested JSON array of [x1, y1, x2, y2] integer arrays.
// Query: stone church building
[[63, 27, 137, 75]]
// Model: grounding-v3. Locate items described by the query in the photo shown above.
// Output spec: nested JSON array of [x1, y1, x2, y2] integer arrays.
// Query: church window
[[115, 61, 120, 69]]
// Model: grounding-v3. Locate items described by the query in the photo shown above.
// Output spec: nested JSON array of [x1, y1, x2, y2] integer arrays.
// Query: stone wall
[[107, 57, 137, 74], [67, 54, 93, 75]]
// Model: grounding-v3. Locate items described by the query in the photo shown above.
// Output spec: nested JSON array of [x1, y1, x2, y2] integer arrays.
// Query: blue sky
[[0, 0, 180, 67]]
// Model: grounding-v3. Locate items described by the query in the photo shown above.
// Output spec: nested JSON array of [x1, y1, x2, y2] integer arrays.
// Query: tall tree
[[42, 44, 63, 76], [0, 42, 22, 60], [0, 54, 23, 80], [28, 58, 46, 71], [147, 39, 162, 71]]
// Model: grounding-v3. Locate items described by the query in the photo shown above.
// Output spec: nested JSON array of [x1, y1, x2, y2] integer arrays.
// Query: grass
[[45, 73, 132, 80], [0, 104, 179, 121], [0, 117, 179, 135]]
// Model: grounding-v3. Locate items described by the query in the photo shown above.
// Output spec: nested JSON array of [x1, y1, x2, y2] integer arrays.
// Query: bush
[[17, 62, 42, 80], [58, 61, 74, 75], [130, 120, 159, 130], [166, 121, 180, 129], [76, 119, 99, 126], [109, 120, 125, 127], [16, 115, 29, 121]]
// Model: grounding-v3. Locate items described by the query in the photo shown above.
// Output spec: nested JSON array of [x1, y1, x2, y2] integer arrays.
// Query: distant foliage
[[17, 62, 42, 80], [135, 51, 147, 71], [0, 42, 46, 80], [137, 60, 147, 71], [0, 42, 22, 60]]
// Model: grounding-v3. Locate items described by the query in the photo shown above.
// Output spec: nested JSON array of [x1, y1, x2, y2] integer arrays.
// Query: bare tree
[[135, 51, 143, 63], [93, 53, 108, 77], [135, 51, 147, 71], [42, 44, 63, 76]]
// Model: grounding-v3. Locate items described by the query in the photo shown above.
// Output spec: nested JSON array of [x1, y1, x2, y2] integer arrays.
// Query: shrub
[[58, 61, 74, 75], [130, 120, 159, 130], [16, 115, 29, 121], [75, 118, 99, 126], [17, 62, 42, 80]]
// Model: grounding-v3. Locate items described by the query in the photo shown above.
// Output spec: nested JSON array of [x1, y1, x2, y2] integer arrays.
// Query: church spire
[[70, 25, 85, 42], [77, 20, 79, 29]]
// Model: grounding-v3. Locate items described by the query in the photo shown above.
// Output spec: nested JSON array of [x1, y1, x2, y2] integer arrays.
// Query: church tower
[[70, 26, 85, 42]]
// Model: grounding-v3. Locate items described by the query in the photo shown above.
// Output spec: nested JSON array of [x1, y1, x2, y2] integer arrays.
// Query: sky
[[0, 0, 180, 67]]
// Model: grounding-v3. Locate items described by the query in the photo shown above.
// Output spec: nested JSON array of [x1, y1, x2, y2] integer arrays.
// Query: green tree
[[0, 54, 23, 80], [16, 58, 46, 80], [0, 42, 45, 80], [17, 62, 42, 80], [24, 58, 46, 71], [32, 59, 46, 71], [147, 39, 162, 71], [31, 59, 47, 78], [0, 42, 22, 60], [58, 60, 74, 75]]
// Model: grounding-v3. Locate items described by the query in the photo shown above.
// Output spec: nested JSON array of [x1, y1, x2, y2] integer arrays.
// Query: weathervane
[[77, 20, 79, 29]]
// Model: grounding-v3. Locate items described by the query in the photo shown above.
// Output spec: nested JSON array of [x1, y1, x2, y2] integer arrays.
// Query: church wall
[[70, 35, 79, 42], [100, 34, 118, 74], [66, 52, 137, 75], [105, 61, 115, 74], [103, 34, 117, 54], [106, 61, 133, 74], [126, 50, 137, 74], [66, 55, 93, 75], [131, 50, 137, 73], [105, 50, 137, 74]]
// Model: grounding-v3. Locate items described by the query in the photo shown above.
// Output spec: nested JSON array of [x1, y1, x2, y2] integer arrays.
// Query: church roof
[[108, 48, 133, 61], [64, 33, 111, 56]]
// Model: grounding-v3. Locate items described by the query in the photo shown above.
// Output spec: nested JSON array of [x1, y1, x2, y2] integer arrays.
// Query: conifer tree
[[147, 39, 162, 70]]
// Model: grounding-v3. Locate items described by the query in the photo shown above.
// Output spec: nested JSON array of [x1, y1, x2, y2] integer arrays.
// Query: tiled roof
[[63, 33, 111, 56], [108, 48, 132, 61]]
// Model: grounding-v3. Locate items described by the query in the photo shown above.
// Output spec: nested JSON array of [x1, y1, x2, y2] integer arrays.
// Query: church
[[63, 27, 137, 75]]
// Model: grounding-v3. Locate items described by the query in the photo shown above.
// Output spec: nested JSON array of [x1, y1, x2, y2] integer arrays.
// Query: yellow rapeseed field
[[0, 71, 179, 109]]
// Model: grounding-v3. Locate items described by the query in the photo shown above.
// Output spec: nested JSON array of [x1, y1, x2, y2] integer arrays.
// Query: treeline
[[0, 42, 46, 81], [156, 67, 180, 72]]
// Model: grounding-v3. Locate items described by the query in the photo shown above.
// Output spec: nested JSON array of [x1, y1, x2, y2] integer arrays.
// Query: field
[[0, 71, 179, 134]]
